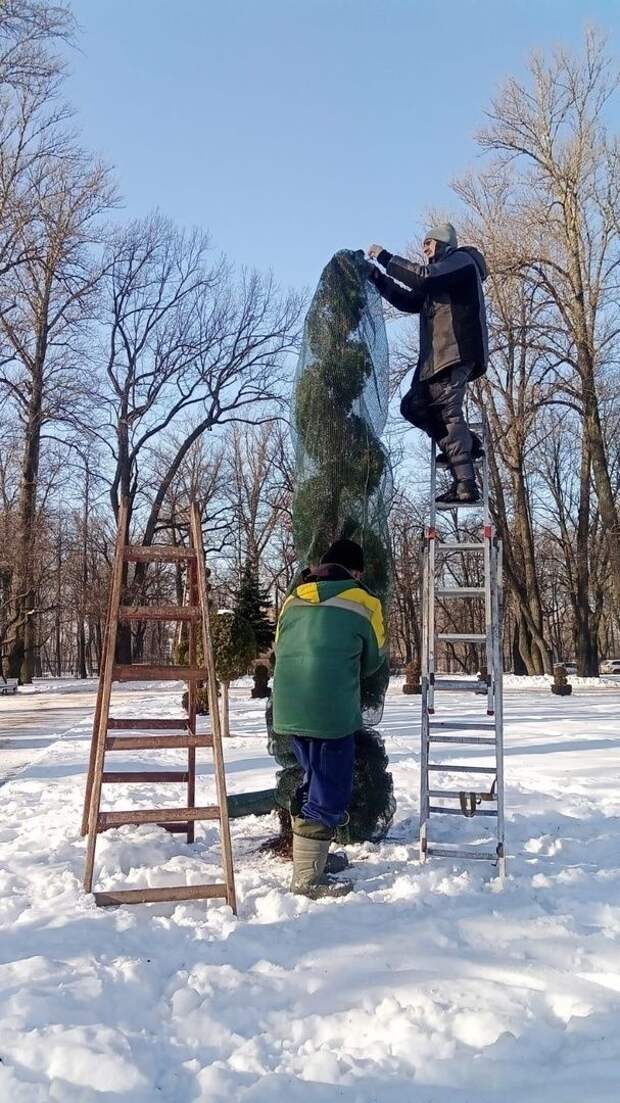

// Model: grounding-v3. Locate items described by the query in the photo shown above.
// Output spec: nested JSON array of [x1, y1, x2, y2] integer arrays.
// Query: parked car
[[601, 659, 620, 674], [563, 661, 577, 675]]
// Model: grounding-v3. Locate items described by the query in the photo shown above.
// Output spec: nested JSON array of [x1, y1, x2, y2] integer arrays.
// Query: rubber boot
[[291, 833, 353, 898], [436, 478, 480, 506]]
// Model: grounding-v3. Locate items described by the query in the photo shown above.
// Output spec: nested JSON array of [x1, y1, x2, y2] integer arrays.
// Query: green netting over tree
[[267, 249, 396, 846], [292, 247, 393, 724]]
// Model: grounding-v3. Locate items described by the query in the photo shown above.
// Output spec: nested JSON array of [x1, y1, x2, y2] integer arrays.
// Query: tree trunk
[[8, 364, 45, 683], [573, 427, 598, 676], [112, 419, 133, 664], [583, 378, 620, 611], [512, 618, 528, 675], [513, 461, 552, 673]]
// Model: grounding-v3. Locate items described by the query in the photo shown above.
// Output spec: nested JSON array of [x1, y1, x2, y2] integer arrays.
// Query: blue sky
[[67, 1, 618, 295]]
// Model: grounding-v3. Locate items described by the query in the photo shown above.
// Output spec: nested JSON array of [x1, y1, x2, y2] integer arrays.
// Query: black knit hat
[[320, 538, 364, 573]]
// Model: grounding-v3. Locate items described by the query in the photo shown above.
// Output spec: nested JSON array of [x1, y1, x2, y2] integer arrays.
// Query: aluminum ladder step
[[431, 678, 487, 692], [436, 542, 485, 553], [429, 806, 497, 817], [427, 764, 497, 774], [436, 587, 485, 598], [428, 789, 496, 800], [429, 720, 495, 730], [429, 735, 496, 746], [426, 845, 499, 862], [437, 632, 486, 643], [436, 500, 484, 512]]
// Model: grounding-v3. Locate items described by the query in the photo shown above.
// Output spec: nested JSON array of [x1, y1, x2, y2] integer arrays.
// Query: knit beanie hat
[[425, 222, 458, 248], [320, 538, 364, 573]]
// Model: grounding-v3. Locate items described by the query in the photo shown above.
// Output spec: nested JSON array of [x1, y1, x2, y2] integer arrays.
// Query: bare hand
[[367, 244, 384, 260]]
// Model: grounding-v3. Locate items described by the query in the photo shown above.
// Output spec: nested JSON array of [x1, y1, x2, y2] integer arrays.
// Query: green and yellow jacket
[[272, 564, 385, 740]]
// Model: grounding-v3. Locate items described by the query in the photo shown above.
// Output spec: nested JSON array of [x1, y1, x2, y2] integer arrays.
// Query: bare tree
[[223, 422, 292, 578], [97, 213, 301, 659], [538, 408, 608, 674], [0, 146, 115, 679], [476, 29, 620, 609], [0, 1, 75, 280], [100, 214, 302, 533]]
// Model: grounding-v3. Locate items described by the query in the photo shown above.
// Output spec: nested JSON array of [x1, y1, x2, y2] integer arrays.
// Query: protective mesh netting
[[291, 248, 394, 724], [269, 249, 396, 843]]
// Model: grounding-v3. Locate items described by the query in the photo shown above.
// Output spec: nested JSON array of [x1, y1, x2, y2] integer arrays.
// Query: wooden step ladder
[[81, 499, 237, 911]]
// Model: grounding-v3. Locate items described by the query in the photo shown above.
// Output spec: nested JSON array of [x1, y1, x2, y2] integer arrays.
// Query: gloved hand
[[367, 244, 385, 260]]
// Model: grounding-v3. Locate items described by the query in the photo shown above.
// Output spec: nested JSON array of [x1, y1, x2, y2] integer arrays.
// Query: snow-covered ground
[[1, 679, 620, 1101]]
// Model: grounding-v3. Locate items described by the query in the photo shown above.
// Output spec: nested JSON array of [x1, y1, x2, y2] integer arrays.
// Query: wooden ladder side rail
[[83, 499, 129, 892], [186, 553, 198, 844], [81, 572, 115, 836], [190, 503, 237, 915]]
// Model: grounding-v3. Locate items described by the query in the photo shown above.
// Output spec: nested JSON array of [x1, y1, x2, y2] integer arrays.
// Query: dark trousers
[[291, 734, 355, 829], [400, 362, 474, 481]]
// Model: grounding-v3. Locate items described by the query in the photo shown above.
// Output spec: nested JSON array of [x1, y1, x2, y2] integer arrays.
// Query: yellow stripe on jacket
[[332, 587, 385, 648], [275, 583, 384, 649]]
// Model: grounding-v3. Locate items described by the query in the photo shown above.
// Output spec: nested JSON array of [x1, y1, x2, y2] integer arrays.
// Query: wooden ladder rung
[[102, 771, 190, 784], [105, 734, 213, 751], [119, 606, 201, 622], [98, 819, 190, 834], [124, 545, 197, 562], [94, 884, 229, 907], [98, 806, 220, 829], [108, 718, 189, 730], [113, 664, 206, 682]]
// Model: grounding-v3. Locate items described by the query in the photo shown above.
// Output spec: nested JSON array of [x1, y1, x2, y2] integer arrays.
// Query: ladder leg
[[493, 539, 506, 877], [191, 505, 237, 915], [84, 500, 128, 892], [81, 582, 114, 836], [186, 559, 198, 844], [419, 539, 430, 862]]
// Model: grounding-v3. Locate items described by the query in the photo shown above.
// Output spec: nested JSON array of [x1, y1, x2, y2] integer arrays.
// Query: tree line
[[0, 8, 618, 680]]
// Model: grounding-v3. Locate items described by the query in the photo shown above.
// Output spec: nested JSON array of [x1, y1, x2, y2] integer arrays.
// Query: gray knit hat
[[425, 222, 458, 248]]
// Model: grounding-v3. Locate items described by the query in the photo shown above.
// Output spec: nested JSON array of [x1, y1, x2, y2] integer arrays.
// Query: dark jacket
[[370, 246, 488, 382], [272, 563, 385, 740]]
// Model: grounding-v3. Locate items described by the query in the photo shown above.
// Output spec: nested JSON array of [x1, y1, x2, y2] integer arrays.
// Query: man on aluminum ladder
[[366, 222, 488, 506]]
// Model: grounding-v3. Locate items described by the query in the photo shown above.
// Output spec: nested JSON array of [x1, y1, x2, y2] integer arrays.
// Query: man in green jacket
[[272, 538, 385, 899]]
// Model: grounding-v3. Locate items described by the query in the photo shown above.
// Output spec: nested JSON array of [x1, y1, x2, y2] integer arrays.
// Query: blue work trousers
[[291, 734, 355, 829]]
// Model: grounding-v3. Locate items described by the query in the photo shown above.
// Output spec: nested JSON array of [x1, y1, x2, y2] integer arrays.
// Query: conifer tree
[[211, 611, 256, 737], [234, 561, 274, 654], [266, 249, 396, 851]]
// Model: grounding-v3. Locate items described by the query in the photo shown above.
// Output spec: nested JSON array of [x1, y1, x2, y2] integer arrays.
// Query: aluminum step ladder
[[419, 418, 506, 876]]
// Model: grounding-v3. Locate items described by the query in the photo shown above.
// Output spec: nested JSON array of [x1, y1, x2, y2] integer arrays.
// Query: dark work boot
[[436, 433, 484, 468], [291, 832, 353, 899], [436, 479, 481, 507], [325, 850, 349, 874]]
